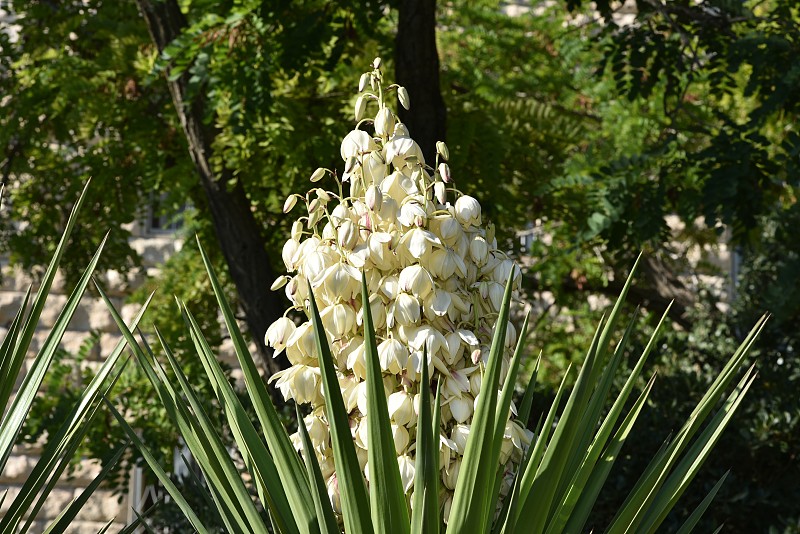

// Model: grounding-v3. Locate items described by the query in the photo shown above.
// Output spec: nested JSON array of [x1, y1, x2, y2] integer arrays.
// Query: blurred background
[[0, 0, 798, 531]]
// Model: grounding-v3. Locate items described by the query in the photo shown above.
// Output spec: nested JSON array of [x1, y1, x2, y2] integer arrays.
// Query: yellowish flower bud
[[397, 86, 411, 110], [283, 194, 297, 213], [436, 140, 450, 161], [375, 107, 396, 137], [310, 167, 326, 183]]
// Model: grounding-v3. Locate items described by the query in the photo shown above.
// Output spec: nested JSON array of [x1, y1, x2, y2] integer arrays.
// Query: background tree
[[2, 0, 798, 530]]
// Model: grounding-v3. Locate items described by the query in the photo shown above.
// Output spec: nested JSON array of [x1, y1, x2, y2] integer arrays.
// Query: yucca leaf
[[17, 360, 131, 534], [0, 285, 30, 407], [639, 367, 757, 533], [307, 279, 372, 534], [96, 282, 254, 534], [557, 373, 657, 534], [607, 317, 766, 534], [514, 316, 604, 534], [196, 239, 317, 531], [447, 274, 514, 534], [178, 307, 299, 534], [42, 441, 129, 534], [156, 325, 270, 534], [674, 471, 730, 534], [411, 348, 440, 534], [296, 405, 339, 534], [4, 180, 92, 403], [486, 311, 530, 518], [516, 352, 541, 431], [361, 273, 409, 534], [550, 307, 671, 533], [0, 233, 107, 473], [496, 433, 535, 534], [105, 398, 211, 534], [96, 519, 115, 534]]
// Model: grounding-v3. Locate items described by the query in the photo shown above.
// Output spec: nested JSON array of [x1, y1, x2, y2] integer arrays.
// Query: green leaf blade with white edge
[[362, 272, 409, 534], [411, 349, 439, 534], [296, 405, 340, 534], [196, 238, 317, 531], [307, 279, 373, 534], [447, 273, 515, 534]]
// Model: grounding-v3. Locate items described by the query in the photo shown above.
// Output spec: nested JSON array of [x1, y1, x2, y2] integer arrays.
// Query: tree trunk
[[395, 0, 447, 164], [135, 0, 288, 379]]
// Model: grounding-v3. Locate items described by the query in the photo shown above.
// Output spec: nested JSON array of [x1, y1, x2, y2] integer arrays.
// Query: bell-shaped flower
[[380, 170, 419, 201], [366, 232, 396, 271], [392, 424, 410, 454], [398, 264, 434, 299], [314, 262, 360, 303], [326, 474, 342, 515], [449, 394, 474, 423], [385, 136, 425, 170], [397, 227, 441, 264], [375, 107, 396, 137], [397, 454, 415, 493], [269, 365, 321, 404], [430, 247, 467, 279], [469, 235, 490, 266], [397, 200, 428, 228], [377, 338, 409, 374], [391, 293, 421, 326], [340, 129, 377, 160], [388, 390, 414, 426], [443, 458, 461, 490], [265, 317, 296, 357], [450, 424, 470, 455], [320, 303, 356, 339], [356, 293, 387, 331], [454, 195, 481, 228], [431, 216, 463, 247], [282, 238, 300, 271]]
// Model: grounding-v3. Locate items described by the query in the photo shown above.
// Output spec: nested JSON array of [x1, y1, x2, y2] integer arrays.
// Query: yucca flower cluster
[[265, 58, 531, 520]]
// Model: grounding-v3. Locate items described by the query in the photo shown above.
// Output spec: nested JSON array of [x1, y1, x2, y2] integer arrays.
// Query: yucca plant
[[98, 60, 766, 533], [0, 182, 155, 533]]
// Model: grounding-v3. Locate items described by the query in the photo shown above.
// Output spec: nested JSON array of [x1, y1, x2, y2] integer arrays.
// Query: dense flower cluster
[[266, 58, 530, 520]]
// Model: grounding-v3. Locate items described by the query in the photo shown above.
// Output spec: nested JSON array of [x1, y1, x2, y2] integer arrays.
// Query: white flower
[[377, 338, 409, 375], [388, 390, 414, 426], [340, 129, 377, 160], [454, 195, 481, 227], [375, 107, 396, 137], [397, 455, 415, 493], [264, 317, 296, 356]]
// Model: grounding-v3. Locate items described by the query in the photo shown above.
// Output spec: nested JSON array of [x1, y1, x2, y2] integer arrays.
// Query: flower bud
[[337, 219, 358, 250], [270, 275, 290, 291], [283, 195, 297, 213], [375, 107, 396, 137], [438, 162, 451, 184], [355, 94, 368, 121], [372, 56, 382, 69], [310, 167, 326, 183], [358, 72, 370, 92], [366, 184, 383, 211], [392, 424, 410, 454], [434, 181, 447, 205], [398, 86, 411, 110], [291, 220, 303, 241], [436, 141, 450, 161]]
